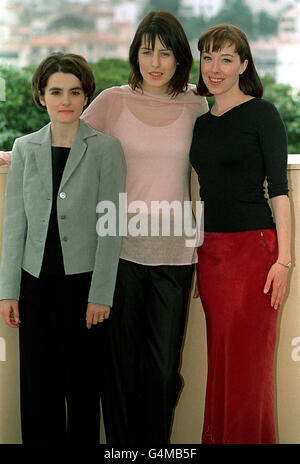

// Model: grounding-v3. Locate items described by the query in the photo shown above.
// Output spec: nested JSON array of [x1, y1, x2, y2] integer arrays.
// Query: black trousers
[[18, 270, 103, 444], [102, 259, 194, 444]]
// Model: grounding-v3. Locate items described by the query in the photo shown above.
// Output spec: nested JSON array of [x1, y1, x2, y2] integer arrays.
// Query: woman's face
[[138, 35, 177, 95], [39, 72, 87, 124], [201, 42, 248, 97]]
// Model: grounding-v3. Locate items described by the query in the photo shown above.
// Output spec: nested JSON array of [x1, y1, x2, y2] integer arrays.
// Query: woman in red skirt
[[189, 24, 291, 444]]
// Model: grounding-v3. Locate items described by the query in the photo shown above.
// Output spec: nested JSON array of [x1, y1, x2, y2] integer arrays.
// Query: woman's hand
[[0, 151, 12, 166], [0, 299, 20, 328], [193, 279, 200, 299], [263, 262, 290, 310], [86, 302, 110, 329]]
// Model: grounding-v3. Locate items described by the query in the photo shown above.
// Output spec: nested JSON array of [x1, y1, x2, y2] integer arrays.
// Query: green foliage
[[0, 59, 299, 154], [0, 65, 49, 150], [261, 75, 300, 155], [89, 59, 130, 96], [189, 62, 200, 87]]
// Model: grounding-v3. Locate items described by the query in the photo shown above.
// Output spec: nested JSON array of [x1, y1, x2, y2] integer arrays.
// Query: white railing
[[288, 155, 300, 164]]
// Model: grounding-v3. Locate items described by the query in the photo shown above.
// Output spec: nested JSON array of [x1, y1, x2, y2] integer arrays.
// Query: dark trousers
[[18, 270, 103, 444], [102, 259, 194, 444]]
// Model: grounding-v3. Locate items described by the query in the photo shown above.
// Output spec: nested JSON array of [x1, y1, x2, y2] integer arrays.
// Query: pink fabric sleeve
[[81, 87, 119, 136]]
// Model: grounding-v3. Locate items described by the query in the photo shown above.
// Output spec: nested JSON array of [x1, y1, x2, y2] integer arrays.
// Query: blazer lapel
[[59, 137, 87, 190], [30, 123, 53, 198], [59, 119, 97, 189], [28, 120, 98, 196]]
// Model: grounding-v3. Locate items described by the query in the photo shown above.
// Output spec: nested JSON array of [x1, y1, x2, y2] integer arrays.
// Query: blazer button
[[60, 215, 66, 220], [62, 236, 68, 242], [59, 192, 66, 199]]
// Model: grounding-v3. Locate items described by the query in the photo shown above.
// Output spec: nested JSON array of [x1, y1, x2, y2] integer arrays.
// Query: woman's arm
[[0, 139, 27, 302], [263, 195, 291, 310], [271, 195, 291, 265], [256, 101, 290, 310], [87, 136, 126, 320], [0, 140, 27, 327]]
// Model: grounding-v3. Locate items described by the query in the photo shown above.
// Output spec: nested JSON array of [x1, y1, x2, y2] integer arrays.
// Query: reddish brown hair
[[197, 24, 263, 98]]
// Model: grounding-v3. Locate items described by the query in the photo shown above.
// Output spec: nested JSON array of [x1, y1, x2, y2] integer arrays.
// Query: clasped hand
[[86, 302, 110, 329]]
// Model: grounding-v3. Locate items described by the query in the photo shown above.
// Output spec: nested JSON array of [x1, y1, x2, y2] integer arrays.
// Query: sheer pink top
[[82, 84, 208, 265]]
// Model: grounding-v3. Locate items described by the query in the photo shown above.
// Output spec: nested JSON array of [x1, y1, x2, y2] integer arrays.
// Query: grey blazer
[[0, 119, 126, 306]]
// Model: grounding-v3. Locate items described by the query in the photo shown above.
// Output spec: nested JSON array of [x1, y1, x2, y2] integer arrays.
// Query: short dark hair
[[32, 52, 95, 110], [197, 24, 263, 98], [128, 11, 193, 96]]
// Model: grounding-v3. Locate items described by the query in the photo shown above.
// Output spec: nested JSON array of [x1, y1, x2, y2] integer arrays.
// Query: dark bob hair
[[128, 11, 193, 96], [197, 24, 263, 98], [32, 52, 95, 110]]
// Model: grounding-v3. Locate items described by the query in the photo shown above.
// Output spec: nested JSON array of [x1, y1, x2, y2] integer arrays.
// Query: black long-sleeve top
[[189, 98, 289, 232], [40, 146, 70, 275]]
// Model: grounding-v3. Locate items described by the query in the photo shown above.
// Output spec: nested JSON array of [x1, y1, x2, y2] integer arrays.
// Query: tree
[[180, 15, 207, 42], [0, 65, 49, 151], [140, 0, 181, 20], [261, 75, 300, 154], [256, 12, 278, 38], [89, 59, 130, 96], [151, 0, 180, 15], [47, 15, 95, 32]]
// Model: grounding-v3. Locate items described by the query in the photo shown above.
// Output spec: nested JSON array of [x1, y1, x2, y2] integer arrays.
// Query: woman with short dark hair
[[0, 52, 125, 444], [31, 52, 96, 109]]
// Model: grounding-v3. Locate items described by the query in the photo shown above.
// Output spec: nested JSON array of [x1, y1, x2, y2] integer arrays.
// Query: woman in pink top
[[0, 11, 208, 444], [82, 11, 207, 444]]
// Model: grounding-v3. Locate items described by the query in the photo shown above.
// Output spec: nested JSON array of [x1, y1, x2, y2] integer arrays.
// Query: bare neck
[[50, 120, 79, 147], [212, 91, 252, 116]]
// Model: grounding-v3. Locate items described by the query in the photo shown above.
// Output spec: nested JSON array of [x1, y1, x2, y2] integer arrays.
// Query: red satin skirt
[[197, 229, 279, 444]]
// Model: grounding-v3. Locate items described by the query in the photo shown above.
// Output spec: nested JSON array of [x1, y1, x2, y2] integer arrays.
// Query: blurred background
[[0, 2, 300, 445], [0, 0, 299, 152]]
